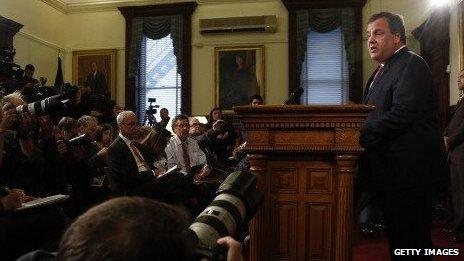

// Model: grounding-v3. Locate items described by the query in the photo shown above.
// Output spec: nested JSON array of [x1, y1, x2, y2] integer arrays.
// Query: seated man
[[55, 197, 243, 261], [165, 115, 209, 177], [106, 111, 156, 197]]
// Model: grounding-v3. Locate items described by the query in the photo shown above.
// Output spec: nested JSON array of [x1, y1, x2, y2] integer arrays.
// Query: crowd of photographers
[[0, 71, 264, 259]]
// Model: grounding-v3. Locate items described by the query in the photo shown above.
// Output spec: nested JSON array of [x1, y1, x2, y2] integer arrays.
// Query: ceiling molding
[[41, 0, 67, 13], [41, 0, 276, 13]]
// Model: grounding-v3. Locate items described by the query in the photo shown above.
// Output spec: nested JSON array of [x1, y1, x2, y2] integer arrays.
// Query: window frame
[[119, 2, 196, 115], [282, 0, 366, 103]]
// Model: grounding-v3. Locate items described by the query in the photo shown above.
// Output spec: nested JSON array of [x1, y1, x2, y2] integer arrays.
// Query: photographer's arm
[[217, 236, 244, 261]]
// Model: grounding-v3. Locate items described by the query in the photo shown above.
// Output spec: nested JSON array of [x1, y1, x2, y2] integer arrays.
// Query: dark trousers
[[378, 185, 433, 261]]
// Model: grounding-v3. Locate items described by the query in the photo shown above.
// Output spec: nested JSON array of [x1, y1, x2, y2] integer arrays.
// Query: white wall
[[191, 1, 288, 114], [2, 0, 461, 110], [0, 0, 67, 84], [66, 10, 126, 106]]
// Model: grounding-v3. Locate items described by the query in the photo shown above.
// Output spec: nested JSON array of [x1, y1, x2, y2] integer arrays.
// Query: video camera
[[145, 97, 160, 127], [189, 170, 263, 260]]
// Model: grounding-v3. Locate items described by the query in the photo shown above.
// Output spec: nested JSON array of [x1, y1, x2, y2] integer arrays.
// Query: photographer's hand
[[19, 112, 36, 132], [38, 116, 54, 139], [217, 236, 244, 261], [0, 108, 18, 133], [56, 140, 68, 155]]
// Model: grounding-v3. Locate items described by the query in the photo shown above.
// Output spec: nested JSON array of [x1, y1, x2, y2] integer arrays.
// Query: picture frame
[[215, 45, 265, 111], [72, 49, 117, 100]]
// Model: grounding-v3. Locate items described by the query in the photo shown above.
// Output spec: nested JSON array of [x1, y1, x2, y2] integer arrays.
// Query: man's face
[[24, 69, 34, 78], [458, 70, 464, 91], [212, 110, 222, 121], [160, 109, 169, 120], [174, 119, 189, 140], [189, 118, 201, 135], [91, 62, 98, 73], [80, 119, 98, 139], [366, 18, 401, 63], [251, 99, 263, 106], [119, 113, 139, 140]]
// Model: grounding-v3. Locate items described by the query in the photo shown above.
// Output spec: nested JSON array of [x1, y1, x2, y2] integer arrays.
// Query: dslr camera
[[189, 170, 263, 260]]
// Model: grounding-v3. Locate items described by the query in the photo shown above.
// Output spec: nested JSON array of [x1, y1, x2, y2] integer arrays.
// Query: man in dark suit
[[107, 111, 157, 197], [85, 62, 108, 97], [444, 69, 464, 242], [360, 12, 447, 259]]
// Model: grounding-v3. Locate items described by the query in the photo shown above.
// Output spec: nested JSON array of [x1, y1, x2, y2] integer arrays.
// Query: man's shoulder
[[108, 137, 125, 152]]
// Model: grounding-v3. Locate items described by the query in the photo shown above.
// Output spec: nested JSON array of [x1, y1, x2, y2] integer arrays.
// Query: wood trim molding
[[282, 0, 367, 10], [118, 2, 197, 114]]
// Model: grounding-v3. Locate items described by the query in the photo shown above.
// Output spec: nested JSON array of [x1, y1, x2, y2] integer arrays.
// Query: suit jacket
[[359, 47, 447, 191], [445, 99, 464, 152], [85, 71, 107, 96], [107, 137, 156, 197]]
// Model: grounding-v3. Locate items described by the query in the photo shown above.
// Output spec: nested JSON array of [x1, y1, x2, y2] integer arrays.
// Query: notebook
[[15, 194, 70, 211]]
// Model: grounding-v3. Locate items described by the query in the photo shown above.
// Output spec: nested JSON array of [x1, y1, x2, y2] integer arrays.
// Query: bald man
[[107, 111, 156, 197]]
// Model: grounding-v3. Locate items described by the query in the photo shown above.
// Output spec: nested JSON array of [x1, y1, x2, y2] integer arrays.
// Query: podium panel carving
[[234, 105, 372, 261]]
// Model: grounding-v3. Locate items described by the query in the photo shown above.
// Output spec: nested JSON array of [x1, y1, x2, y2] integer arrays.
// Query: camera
[[15, 87, 77, 117], [145, 97, 160, 127], [189, 170, 263, 260]]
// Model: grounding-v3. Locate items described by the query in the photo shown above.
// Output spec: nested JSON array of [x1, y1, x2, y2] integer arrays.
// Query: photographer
[[0, 91, 46, 196], [56, 197, 244, 261], [55, 115, 107, 216]]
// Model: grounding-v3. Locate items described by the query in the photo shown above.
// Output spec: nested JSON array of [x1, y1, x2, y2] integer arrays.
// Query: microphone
[[283, 87, 304, 105]]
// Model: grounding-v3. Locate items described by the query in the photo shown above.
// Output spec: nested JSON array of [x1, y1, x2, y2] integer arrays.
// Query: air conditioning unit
[[200, 15, 277, 34]]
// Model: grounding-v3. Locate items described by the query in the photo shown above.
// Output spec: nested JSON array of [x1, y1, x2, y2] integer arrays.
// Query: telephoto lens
[[189, 170, 263, 251], [15, 93, 70, 116]]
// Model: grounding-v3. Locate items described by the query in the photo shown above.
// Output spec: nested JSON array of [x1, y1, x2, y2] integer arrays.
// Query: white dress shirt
[[165, 135, 206, 173], [119, 133, 150, 172]]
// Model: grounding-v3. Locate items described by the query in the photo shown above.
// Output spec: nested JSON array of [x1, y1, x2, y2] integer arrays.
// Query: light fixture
[[430, 0, 451, 8]]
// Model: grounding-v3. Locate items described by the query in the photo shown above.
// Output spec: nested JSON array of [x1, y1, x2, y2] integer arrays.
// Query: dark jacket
[[107, 136, 156, 197], [359, 47, 448, 191]]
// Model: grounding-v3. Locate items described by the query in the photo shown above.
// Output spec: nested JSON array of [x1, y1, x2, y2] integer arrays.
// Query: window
[[300, 27, 349, 104], [142, 34, 181, 122]]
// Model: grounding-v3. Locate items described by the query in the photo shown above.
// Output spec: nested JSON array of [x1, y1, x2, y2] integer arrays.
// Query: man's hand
[[0, 190, 25, 211], [38, 116, 55, 138], [195, 164, 212, 182], [97, 147, 108, 162], [56, 140, 68, 155], [18, 112, 36, 132], [217, 236, 244, 261], [0, 108, 18, 133]]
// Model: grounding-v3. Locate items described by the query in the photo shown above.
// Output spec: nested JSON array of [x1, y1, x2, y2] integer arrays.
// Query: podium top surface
[[233, 104, 374, 115]]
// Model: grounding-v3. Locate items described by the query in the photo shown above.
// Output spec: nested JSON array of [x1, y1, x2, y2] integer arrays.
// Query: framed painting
[[72, 49, 117, 100], [215, 46, 265, 111]]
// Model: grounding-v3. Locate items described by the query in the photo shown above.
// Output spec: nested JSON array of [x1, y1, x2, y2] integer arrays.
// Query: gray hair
[[117, 110, 136, 125], [2, 91, 25, 105], [77, 115, 97, 128]]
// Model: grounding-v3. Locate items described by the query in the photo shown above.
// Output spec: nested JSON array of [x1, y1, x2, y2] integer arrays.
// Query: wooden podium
[[234, 105, 373, 261]]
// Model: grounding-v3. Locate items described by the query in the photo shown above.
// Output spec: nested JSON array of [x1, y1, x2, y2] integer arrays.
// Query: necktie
[[369, 66, 384, 90], [130, 141, 150, 171], [181, 141, 191, 172]]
